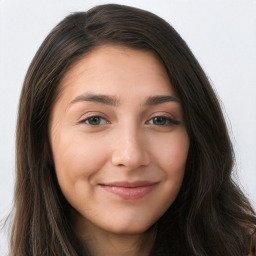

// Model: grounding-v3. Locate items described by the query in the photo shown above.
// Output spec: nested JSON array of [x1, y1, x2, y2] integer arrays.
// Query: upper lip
[[98, 181, 158, 188]]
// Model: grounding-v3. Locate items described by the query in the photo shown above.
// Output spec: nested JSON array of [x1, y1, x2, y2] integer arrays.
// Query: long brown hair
[[11, 4, 256, 255]]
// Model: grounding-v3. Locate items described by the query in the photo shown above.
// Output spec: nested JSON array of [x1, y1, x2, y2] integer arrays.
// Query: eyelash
[[146, 116, 180, 126], [83, 116, 108, 126], [81, 115, 180, 126]]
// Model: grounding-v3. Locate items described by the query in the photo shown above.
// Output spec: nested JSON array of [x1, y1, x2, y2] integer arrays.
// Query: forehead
[[58, 44, 175, 102]]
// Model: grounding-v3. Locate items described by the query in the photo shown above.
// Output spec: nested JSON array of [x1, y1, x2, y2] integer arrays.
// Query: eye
[[84, 116, 108, 126], [147, 116, 180, 126]]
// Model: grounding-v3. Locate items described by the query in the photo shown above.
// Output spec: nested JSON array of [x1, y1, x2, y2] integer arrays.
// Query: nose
[[111, 125, 150, 170]]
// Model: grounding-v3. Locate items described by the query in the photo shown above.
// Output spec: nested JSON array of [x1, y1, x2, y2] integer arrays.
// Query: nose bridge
[[111, 121, 149, 169]]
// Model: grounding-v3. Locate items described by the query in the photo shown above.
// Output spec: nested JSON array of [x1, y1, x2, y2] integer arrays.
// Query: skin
[[50, 44, 189, 256]]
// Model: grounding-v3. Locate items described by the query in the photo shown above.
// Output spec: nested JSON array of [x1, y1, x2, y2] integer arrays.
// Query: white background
[[0, 0, 255, 254]]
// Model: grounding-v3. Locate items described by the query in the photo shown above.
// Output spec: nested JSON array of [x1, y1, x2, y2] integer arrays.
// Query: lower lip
[[99, 184, 157, 200]]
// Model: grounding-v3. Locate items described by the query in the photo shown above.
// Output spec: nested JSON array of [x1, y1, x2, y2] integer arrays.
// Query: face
[[50, 45, 189, 236]]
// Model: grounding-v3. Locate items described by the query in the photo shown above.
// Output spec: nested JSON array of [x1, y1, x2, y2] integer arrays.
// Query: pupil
[[89, 117, 100, 125], [153, 117, 166, 125]]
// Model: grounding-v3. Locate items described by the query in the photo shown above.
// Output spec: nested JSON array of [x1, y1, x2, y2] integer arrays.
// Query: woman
[[10, 4, 256, 256]]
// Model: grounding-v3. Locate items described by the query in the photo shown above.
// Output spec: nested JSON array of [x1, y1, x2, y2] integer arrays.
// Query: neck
[[71, 212, 156, 256]]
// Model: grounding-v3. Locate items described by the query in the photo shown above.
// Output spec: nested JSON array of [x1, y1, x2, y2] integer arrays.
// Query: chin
[[102, 216, 158, 236]]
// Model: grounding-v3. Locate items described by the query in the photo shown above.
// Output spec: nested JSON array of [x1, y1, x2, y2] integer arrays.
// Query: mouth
[[98, 181, 159, 200]]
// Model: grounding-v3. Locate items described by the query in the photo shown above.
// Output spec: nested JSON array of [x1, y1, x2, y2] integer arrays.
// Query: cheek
[[150, 129, 189, 183], [51, 129, 109, 190], [159, 130, 188, 168]]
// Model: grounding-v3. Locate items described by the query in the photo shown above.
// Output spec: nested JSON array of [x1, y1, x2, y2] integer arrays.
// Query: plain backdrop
[[0, 0, 255, 254]]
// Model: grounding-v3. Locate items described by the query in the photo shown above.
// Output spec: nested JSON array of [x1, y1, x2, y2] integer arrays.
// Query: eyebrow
[[69, 93, 180, 107], [70, 94, 120, 106], [145, 95, 180, 105]]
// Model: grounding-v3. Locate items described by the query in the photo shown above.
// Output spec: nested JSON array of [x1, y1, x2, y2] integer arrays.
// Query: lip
[[98, 181, 158, 200]]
